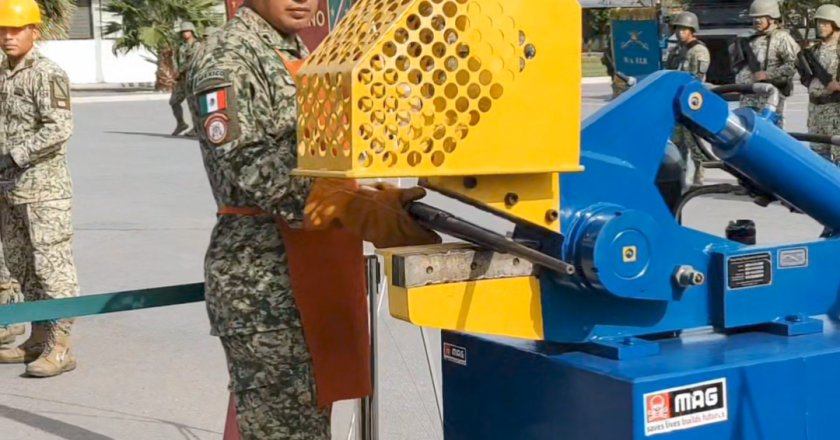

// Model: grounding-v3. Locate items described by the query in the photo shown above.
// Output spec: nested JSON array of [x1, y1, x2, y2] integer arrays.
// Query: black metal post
[[360, 255, 380, 440]]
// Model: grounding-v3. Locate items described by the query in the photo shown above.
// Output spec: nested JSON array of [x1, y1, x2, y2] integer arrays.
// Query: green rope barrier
[[0, 283, 205, 326]]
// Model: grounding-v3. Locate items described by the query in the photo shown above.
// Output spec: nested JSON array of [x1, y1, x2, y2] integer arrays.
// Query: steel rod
[[408, 202, 576, 275]]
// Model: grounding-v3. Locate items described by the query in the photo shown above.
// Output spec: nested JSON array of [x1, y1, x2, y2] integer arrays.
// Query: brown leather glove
[[304, 178, 442, 248]]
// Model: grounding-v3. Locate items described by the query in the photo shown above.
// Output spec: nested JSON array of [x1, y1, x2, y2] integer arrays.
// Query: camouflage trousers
[[740, 95, 787, 129], [220, 328, 331, 440], [807, 102, 840, 165], [671, 124, 705, 185], [0, 198, 80, 327], [169, 79, 188, 106], [0, 236, 22, 336]]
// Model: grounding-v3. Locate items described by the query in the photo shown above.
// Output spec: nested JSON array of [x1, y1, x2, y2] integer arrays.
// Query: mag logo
[[443, 343, 466, 366], [643, 378, 728, 436]]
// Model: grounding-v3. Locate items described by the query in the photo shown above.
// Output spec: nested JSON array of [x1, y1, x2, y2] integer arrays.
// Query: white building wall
[[41, 40, 158, 85], [54, 0, 226, 85]]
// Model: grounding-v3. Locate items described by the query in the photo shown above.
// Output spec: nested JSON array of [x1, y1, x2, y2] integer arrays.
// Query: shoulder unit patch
[[49, 75, 71, 110], [204, 113, 230, 145]]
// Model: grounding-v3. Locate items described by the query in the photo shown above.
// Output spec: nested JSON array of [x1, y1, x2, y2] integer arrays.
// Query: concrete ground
[[0, 82, 823, 440]]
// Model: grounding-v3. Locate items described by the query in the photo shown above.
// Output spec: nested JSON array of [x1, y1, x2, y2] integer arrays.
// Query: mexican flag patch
[[200, 89, 227, 116]]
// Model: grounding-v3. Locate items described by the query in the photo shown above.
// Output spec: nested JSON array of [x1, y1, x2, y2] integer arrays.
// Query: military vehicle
[[691, 0, 755, 85]]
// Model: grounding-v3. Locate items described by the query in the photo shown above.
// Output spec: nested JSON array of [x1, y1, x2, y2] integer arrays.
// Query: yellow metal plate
[[388, 276, 544, 340]]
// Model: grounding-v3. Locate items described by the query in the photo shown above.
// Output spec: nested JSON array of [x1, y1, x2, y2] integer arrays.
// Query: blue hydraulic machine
[[289, 0, 840, 439]]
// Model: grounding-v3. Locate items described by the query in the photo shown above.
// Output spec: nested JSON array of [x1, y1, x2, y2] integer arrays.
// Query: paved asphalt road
[[0, 83, 825, 440]]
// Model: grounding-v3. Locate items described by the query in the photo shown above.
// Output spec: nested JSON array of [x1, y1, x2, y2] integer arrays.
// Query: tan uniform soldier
[[0, 0, 81, 378], [665, 11, 711, 186], [0, 48, 23, 348], [799, 5, 840, 165], [734, 0, 799, 129]]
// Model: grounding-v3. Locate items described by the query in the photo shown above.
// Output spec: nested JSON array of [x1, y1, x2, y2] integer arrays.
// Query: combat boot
[[172, 123, 189, 136], [26, 320, 76, 378], [0, 324, 45, 364], [0, 324, 25, 345]]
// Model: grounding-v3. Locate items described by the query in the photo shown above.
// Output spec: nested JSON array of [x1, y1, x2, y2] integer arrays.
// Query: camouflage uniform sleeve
[[688, 45, 711, 82], [193, 52, 310, 220], [767, 33, 799, 81], [10, 68, 73, 168], [178, 45, 189, 74]]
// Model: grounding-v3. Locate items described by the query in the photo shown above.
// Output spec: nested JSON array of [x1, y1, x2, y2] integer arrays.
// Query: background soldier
[[665, 11, 711, 186], [0, 22, 23, 351], [734, 0, 799, 129], [187, 0, 439, 438], [601, 31, 629, 99], [0, 0, 81, 377], [170, 21, 199, 137], [800, 4, 840, 165]]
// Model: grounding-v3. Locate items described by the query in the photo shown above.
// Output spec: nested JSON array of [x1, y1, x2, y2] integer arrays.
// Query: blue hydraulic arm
[[523, 70, 840, 348]]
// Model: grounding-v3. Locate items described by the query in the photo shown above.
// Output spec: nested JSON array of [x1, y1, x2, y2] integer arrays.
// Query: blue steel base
[[442, 319, 840, 440]]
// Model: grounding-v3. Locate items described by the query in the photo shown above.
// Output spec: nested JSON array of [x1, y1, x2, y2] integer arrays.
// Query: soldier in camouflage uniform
[[799, 4, 840, 165], [0, 0, 81, 378], [734, 0, 799, 129], [186, 0, 439, 438], [601, 35, 630, 99], [170, 21, 199, 137], [0, 41, 23, 350], [665, 11, 711, 186]]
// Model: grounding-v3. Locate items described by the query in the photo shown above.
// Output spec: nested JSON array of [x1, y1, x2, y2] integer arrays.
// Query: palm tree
[[101, 0, 223, 91], [38, 0, 77, 40]]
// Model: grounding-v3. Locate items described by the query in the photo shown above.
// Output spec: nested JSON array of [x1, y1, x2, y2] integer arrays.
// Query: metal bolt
[[504, 192, 519, 208], [426, 266, 434, 274], [692, 272, 705, 285], [786, 314, 802, 323], [463, 176, 478, 189], [545, 209, 559, 223], [674, 265, 705, 287]]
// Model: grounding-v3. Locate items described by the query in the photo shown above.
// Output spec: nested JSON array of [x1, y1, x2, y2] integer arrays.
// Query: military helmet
[[0, 0, 42, 28], [815, 4, 840, 28], [671, 11, 700, 32], [748, 0, 781, 19], [179, 21, 196, 33], [201, 27, 217, 38]]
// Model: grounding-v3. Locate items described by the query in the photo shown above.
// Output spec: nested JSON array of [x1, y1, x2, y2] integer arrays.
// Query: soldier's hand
[[0, 155, 18, 172], [827, 81, 840, 93], [753, 71, 769, 82]]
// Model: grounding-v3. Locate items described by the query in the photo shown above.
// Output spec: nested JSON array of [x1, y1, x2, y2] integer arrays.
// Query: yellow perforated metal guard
[[294, 0, 582, 178]]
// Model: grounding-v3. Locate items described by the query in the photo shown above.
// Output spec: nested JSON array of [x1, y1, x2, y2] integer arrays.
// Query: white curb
[[581, 77, 612, 85], [72, 94, 170, 104]]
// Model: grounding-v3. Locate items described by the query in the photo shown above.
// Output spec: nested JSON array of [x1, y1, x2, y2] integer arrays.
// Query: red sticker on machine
[[643, 378, 727, 436]]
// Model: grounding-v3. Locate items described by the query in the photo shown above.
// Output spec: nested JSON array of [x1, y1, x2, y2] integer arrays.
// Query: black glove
[[0, 154, 19, 172]]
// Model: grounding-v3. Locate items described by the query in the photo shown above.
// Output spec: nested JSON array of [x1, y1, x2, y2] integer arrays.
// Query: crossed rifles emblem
[[620, 31, 650, 51]]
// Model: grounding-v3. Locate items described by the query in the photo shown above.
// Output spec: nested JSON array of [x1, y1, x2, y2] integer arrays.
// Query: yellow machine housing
[[292, 0, 583, 339], [293, 0, 583, 231]]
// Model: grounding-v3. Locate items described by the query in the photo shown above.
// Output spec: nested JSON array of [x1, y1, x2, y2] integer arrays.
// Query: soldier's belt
[[809, 94, 840, 105]]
